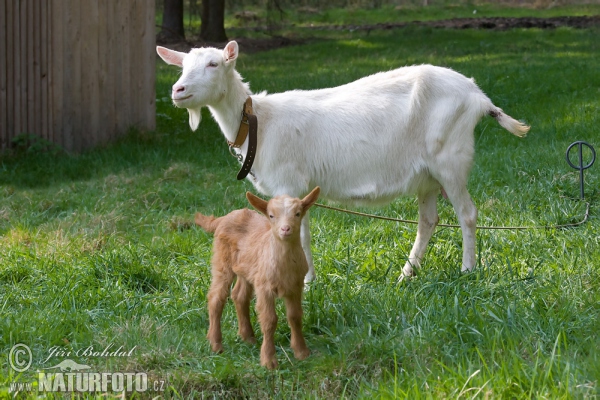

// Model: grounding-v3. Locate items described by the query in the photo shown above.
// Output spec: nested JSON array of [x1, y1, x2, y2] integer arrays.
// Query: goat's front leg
[[284, 292, 310, 360], [301, 211, 315, 282], [231, 277, 256, 344], [256, 290, 278, 369]]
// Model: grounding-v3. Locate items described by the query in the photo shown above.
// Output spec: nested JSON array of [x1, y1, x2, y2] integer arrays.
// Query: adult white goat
[[157, 41, 529, 282]]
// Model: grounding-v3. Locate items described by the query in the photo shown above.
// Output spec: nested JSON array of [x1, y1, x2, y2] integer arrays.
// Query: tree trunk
[[200, 0, 228, 42], [158, 0, 185, 43]]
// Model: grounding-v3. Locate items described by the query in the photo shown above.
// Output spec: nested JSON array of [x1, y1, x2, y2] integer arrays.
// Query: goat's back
[[196, 208, 268, 237], [250, 65, 504, 203]]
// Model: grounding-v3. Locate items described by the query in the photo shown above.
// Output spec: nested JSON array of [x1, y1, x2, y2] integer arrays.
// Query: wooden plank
[[96, 0, 108, 145], [129, 0, 141, 128], [33, 0, 42, 140], [40, 0, 48, 142], [49, 0, 58, 146], [144, 0, 156, 131], [116, 0, 131, 137], [80, 0, 100, 150], [51, 0, 65, 149], [78, 0, 89, 149], [0, 0, 7, 149], [26, 0, 32, 138], [13, 0, 22, 138], [20, 1, 33, 133], [104, 0, 120, 140], [63, 0, 82, 151], [6, 0, 15, 146]]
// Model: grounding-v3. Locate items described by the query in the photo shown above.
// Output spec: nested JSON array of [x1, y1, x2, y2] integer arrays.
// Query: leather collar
[[228, 97, 258, 180]]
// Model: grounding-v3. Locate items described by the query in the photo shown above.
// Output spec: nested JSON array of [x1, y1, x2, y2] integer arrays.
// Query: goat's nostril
[[174, 85, 185, 93]]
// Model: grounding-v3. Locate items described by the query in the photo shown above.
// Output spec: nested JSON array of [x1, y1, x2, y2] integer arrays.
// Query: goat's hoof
[[397, 273, 413, 284], [241, 336, 257, 345], [210, 343, 224, 353], [294, 348, 310, 360], [461, 265, 475, 273], [304, 273, 315, 283], [261, 357, 278, 370]]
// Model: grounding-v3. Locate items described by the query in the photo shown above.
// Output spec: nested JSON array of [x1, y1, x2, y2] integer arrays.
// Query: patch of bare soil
[[157, 16, 599, 54], [347, 15, 600, 31]]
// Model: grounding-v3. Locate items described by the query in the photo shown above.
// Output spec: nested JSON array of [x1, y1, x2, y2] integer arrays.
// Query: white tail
[[489, 108, 530, 137]]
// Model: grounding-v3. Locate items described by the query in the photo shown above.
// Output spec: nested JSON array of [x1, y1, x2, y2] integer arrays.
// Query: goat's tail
[[489, 107, 530, 137], [194, 212, 220, 233]]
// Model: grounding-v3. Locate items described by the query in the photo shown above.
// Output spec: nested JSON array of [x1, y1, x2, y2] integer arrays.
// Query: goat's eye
[[207, 61, 218, 68]]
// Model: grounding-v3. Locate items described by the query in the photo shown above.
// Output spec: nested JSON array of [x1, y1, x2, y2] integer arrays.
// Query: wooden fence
[[0, 0, 156, 153]]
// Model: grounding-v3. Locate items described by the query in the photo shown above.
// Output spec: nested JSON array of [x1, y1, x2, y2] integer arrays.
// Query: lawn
[[2, 5, 600, 399]]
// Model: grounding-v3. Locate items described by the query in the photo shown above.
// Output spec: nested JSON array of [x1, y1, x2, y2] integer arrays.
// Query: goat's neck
[[267, 237, 305, 270], [208, 73, 252, 145]]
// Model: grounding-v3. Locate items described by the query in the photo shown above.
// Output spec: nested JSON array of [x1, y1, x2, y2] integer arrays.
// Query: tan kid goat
[[195, 187, 320, 369]]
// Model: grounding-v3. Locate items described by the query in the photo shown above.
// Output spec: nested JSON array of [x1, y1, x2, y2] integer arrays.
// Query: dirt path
[[336, 15, 600, 31]]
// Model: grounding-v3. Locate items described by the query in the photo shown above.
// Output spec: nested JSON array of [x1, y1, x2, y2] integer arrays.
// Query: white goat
[[157, 41, 529, 281]]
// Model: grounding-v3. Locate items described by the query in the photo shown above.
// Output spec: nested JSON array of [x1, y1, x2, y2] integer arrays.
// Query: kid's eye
[[295, 212, 301, 217], [269, 215, 274, 219]]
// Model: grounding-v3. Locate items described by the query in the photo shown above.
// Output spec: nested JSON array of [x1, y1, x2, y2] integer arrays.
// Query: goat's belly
[[320, 171, 438, 207]]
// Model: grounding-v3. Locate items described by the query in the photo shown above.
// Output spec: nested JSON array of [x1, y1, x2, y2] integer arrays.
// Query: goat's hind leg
[[231, 277, 256, 344], [446, 186, 477, 272], [206, 266, 235, 353], [402, 189, 439, 280], [438, 177, 477, 273]]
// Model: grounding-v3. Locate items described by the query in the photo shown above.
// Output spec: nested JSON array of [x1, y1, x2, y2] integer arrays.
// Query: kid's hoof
[[242, 336, 257, 345], [210, 343, 223, 353], [294, 348, 310, 360], [261, 357, 278, 370]]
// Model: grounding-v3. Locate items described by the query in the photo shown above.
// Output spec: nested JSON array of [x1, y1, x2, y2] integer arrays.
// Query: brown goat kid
[[195, 187, 320, 369]]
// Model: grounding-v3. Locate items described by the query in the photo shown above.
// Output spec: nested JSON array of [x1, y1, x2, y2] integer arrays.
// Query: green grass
[[2, 8, 600, 400]]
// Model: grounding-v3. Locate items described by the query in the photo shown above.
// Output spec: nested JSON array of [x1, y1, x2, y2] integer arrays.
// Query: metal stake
[[566, 141, 596, 199]]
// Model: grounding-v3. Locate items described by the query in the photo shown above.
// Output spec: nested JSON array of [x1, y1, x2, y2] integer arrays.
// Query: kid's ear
[[246, 191, 268, 215], [156, 46, 186, 67], [301, 187, 320, 211], [223, 41, 239, 64]]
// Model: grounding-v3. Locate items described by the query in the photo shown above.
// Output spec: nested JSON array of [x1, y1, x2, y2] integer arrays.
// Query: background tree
[[158, 0, 185, 43], [200, 0, 228, 42]]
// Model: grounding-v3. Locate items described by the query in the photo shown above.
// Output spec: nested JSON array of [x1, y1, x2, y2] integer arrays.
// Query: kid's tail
[[489, 107, 530, 137], [194, 212, 220, 233]]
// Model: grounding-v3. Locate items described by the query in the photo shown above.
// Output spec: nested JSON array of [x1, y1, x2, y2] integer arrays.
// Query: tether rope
[[314, 201, 590, 230]]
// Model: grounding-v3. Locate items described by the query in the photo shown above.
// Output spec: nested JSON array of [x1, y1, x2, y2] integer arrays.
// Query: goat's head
[[156, 41, 239, 131], [246, 187, 321, 241]]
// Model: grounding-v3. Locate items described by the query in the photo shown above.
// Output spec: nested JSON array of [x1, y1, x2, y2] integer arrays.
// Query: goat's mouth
[[278, 231, 294, 240], [173, 94, 193, 102]]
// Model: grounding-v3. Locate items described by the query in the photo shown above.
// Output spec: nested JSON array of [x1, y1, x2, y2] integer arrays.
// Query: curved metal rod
[[314, 201, 590, 231]]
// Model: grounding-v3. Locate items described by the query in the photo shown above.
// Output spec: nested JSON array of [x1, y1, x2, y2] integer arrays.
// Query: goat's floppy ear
[[246, 191, 269, 216], [156, 46, 186, 67], [187, 107, 202, 131], [223, 41, 239, 64], [301, 187, 321, 212]]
